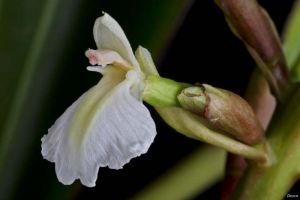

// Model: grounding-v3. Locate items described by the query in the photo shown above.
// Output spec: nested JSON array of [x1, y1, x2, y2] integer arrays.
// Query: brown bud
[[178, 85, 264, 145], [215, 0, 290, 101]]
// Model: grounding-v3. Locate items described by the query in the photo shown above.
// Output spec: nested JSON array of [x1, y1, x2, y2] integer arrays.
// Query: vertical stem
[[221, 69, 276, 200], [222, 154, 247, 200], [231, 87, 300, 200], [215, 1, 299, 199]]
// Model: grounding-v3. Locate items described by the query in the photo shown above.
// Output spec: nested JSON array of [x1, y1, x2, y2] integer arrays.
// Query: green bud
[[178, 84, 264, 145], [177, 86, 207, 114]]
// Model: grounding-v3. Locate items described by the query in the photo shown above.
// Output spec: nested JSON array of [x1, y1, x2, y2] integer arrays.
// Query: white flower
[[41, 13, 157, 187]]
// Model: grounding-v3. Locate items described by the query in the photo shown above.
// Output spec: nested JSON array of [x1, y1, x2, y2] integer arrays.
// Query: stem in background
[[231, 87, 300, 200], [283, 0, 300, 82], [132, 146, 226, 200], [215, 1, 298, 199], [221, 153, 247, 200], [221, 69, 276, 200], [282, 0, 300, 70]]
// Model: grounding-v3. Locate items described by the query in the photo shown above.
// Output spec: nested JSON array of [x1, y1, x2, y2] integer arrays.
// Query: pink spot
[[85, 49, 100, 65]]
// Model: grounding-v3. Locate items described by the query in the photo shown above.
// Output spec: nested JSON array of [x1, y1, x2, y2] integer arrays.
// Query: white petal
[[41, 68, 156, 187], [93, 13, 140, 70]]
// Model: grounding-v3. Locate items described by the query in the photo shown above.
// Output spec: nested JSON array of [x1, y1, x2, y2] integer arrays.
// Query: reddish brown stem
[[221, 154, 247, 200]]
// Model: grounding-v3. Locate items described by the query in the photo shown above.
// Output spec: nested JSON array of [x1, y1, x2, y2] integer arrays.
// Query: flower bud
[[178, 85, 264, 145], [215, 0, 290, 100], [177, 86, 207, 114]]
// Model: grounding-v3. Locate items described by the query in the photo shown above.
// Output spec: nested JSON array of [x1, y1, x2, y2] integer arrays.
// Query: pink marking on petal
[[85, 49, 100, 66]]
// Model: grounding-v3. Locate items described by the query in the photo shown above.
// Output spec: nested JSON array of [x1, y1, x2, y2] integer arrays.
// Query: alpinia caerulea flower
[[41, 13, 156, 187]]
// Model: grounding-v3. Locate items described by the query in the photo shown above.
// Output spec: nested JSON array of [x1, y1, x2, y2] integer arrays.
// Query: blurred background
[[0, 0, 298, 199]]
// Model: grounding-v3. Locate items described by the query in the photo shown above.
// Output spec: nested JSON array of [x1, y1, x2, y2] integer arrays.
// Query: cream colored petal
[[93, 13, 140, 70], [41, 68, 156, 187]]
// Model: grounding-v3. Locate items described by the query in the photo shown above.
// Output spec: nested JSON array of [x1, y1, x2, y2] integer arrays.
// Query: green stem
[[143, 75, 190, 107], [283, 0, 300, 70], [283, 0, 300, 82], [222, 69, 277, 200], [231, 86, 300, 200]]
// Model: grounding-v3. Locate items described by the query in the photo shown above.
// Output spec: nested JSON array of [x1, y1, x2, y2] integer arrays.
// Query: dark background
[[0, 0, 298, 199]]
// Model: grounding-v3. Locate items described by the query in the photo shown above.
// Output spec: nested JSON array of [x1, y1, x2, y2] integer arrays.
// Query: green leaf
[[0, 0, 62, 197], [283, 0, 300, 81]]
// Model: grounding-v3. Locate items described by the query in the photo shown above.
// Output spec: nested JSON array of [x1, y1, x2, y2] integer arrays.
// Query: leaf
[[283, 0, 300, 81], [283, 0, 300, 69]]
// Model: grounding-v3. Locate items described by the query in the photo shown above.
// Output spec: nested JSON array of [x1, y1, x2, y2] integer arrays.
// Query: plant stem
[[143, 75, 190, 107], [221, 69, 276, 200], [221, 153, 247, 200], [231, 86, 300, 200]]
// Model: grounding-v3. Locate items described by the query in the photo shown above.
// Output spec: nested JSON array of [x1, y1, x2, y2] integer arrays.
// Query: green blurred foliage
[[283, 0, 300, 81]]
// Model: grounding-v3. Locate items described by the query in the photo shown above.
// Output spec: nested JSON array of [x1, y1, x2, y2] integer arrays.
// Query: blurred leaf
[[132, 146, 225, 200], [283, 0, 300, 68], [0, 0, 62, 198], [283, 0, 300, 81], [0, 0, 92, 198]]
